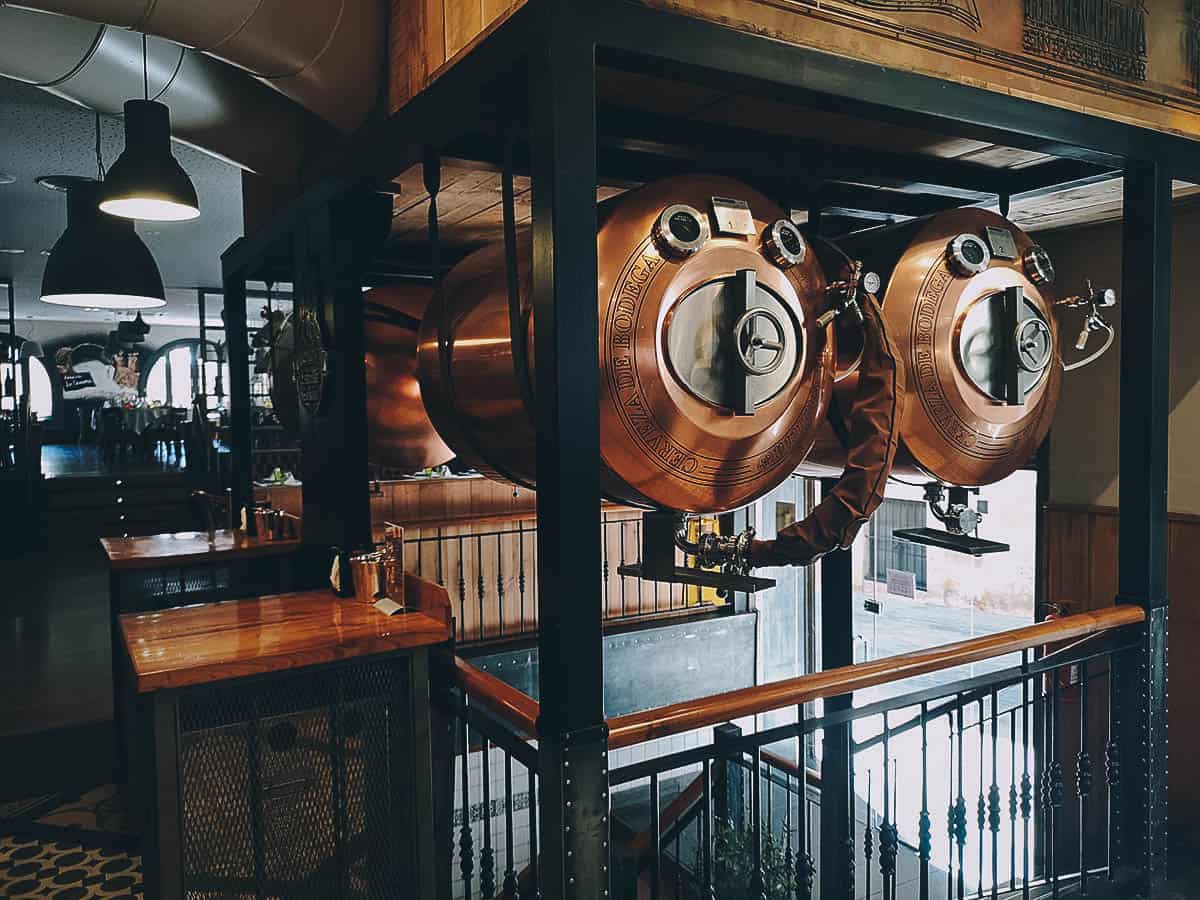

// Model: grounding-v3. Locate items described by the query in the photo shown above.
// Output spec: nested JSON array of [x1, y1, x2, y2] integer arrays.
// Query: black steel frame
[[218, 1, 1183, 894]]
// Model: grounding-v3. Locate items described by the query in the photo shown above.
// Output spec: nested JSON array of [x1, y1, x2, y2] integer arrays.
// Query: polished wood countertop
[[101, 529, 301, 570], [120, 589, 453, 693]]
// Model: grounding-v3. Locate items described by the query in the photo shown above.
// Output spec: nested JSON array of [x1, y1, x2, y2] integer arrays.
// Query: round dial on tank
[[653, 204, 710, 258], [947, 233, 991, 276]]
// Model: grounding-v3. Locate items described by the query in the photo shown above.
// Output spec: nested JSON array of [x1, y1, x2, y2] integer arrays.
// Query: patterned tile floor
[[0, 834, 142, 898]]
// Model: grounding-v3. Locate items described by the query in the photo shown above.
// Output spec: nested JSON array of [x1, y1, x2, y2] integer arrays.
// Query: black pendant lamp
[[41, 178, 166, 310], [98, 36, 199, 222]]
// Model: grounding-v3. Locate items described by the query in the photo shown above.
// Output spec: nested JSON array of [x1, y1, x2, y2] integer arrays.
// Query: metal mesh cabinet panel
[[176, 658, 419, 898]]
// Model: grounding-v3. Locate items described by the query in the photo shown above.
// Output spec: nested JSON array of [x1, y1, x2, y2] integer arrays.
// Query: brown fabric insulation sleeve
[[750, 293, 903, 567]]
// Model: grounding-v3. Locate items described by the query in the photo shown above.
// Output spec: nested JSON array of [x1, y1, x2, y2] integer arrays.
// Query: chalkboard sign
[[62, 372, 96, 392]]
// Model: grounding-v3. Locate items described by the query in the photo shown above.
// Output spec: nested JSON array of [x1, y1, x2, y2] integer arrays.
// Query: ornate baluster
[[947, 714, 956, 900], [989, 689, 1001, 900], [1105, 664, 1121, 884], [480, 739, 495, 898], [601, 514, 609, 614], [956, 701, 968, 900], [674, 829, 683, 900], [651, 772, 662, 900], [517, 523, 527, 634], [864, 769, 873, 900], [880, 713, 897, 900], [457, 534, 467, 641], [1021, 656, 1032, 900], [619, 520, 627, 616], [751, 747, 766, 900], [502, 753, 518, 900], [460, 711, 474, 899], [1042, 668, 1064, 899], [977, 698, 985, 900], [796, 705, 814, 900], [847, 753, 856, 899], [1009, 708, 1018, 892], [437, 527, 445, 585], [523, 769, 540, 900], [496, 533, 505, 638], [476, 534, 486, 641], [1077, 659, 1092, 895], [703, 758, 716, 900], [784, 771, 794, 898], [919, 702, 932, 900]]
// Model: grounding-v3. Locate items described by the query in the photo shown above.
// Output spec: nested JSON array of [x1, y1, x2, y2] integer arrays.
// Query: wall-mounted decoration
[[51, 340, 141, 400], [292, 308, 327, 415], [836, 0, 981, 31], [1022, 0, 1147, 82]]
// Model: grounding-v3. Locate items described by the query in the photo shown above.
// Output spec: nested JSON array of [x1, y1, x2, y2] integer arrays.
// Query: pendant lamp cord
[[94, 111, 105, 179], [142, 33, 149, 100]]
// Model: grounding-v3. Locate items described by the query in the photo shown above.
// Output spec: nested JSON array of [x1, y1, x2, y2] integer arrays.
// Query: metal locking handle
[[733, 307, 787, 377]]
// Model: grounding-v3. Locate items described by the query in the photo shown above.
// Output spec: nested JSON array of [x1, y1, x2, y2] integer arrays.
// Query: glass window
[[1, 355, 53, 422], [142, 340, 226, 409]]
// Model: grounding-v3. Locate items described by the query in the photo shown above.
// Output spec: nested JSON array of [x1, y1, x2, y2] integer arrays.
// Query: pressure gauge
[[1022, 245, 1055, 286], [946, 233, 991, 277], [653, 204, 710, 259], [762, 218, 807, 269], [862, 271, 882, 296]]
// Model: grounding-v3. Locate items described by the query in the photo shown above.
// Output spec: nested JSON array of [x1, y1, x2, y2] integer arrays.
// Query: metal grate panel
[[178, 659, 412, 897]]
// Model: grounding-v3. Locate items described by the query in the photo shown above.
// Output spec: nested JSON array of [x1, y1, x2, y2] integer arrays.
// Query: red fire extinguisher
[[1041, 603, 1081, 701]]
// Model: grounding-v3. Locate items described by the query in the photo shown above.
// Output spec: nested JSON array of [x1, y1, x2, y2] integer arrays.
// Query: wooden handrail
[[453, 655, 540, 737], [606, 605, 1144, 750]]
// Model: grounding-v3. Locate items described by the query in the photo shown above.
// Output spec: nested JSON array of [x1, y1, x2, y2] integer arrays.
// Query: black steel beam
[[1111, 161, 1171, 898], [589, 0, 1200, 179], [819, 479, 856, 900], [527, 9, 610, 898], [221, 268, 254, 536]]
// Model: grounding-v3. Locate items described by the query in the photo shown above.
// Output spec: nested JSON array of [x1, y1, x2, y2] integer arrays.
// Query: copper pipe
[[606, 606, 1144, 749]]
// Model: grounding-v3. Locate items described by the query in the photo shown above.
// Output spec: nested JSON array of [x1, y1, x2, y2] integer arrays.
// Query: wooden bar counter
[[120, 585, 451, 899], [103, 529, 301, 795]]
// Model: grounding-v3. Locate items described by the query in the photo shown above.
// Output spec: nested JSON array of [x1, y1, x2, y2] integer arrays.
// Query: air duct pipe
[[0, 5, 333, 180], [7, 0, 385, 132]]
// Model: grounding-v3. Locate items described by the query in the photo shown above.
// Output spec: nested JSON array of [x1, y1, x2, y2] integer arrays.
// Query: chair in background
[[99, 408, 133, 463]]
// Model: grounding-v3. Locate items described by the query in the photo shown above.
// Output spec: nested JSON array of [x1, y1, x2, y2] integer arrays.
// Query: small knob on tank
[[762, 218, 808, 269]]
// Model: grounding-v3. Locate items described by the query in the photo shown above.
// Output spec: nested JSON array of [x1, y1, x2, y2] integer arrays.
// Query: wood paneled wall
[[1044, 502, 1200, 826], [389, 0, 526, 111]]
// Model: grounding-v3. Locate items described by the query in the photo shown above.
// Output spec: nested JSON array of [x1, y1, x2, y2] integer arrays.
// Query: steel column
[[819, 478, 855, 900], [221, 268, 254, 534], [292, 193, 388, 583], [1112, 161, 1171, 897], [528, 7, 609, 897]]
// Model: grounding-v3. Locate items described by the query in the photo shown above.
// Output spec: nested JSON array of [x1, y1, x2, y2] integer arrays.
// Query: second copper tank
[[803, 208, 1061, 487]]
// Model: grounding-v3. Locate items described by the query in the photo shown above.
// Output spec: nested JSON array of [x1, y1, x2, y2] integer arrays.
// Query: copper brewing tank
[[270, 284, 453, 471], [803, 208, 1061, 487], [417, 175, 837, 513]]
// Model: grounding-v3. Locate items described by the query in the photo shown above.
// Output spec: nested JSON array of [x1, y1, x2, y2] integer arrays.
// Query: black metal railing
[[406, 512, 720, 645], [436, 607, 1143, 899], [602, 613, 1140, 899]]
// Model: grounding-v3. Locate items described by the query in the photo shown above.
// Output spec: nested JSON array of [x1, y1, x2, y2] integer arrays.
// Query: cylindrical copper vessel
[[418, 175, 837, 513], [270, 284, 453, 472], [803, 208, 1061, 486]]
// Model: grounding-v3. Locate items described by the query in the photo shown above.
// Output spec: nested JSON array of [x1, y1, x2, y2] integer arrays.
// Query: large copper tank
[[270, 284, 453, 471], [804, 208, 1061, 486], [417, 175, 837, 513]]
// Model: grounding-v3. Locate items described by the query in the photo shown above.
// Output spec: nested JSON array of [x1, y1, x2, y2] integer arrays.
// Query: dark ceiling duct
[[0, 5, 338, 181], [7, 0, 385, 132]]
